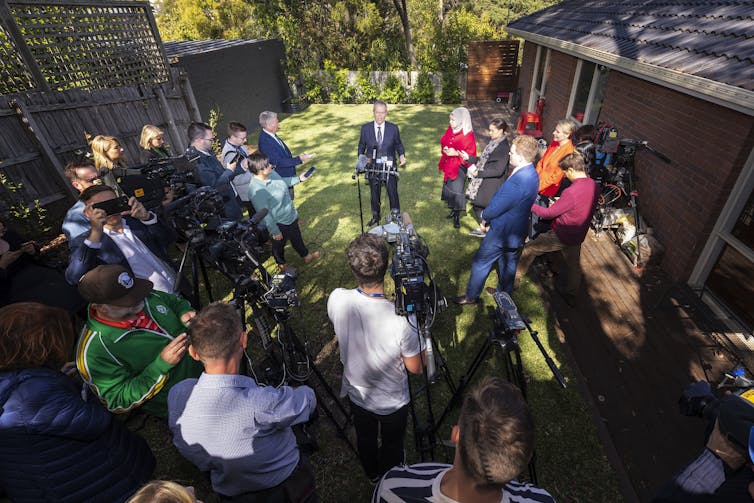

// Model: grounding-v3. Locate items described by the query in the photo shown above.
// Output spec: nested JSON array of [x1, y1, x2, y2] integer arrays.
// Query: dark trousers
[[369, 175, 399, 218], [272, 220, 308, 265], [350, 401, 408, 480], [218, 455, 317, 503]]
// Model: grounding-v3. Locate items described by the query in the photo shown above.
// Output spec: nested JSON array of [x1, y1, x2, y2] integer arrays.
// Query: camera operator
[[327, 234, 425, 482], [358, 101, 406, 226], [373, 377, 555, 503], [168, 302, 317, 502], [187, 121, 245, 221], [65, 185, 184, 299], [220, 121, 253, 215]]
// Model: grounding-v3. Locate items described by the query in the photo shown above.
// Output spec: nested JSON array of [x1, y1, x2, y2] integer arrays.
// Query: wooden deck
[[466, 101, 743, 502]]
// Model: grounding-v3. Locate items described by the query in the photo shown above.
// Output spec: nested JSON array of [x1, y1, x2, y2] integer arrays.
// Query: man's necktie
[[377, 126, 383, 148], [275, 135, 285, 149]]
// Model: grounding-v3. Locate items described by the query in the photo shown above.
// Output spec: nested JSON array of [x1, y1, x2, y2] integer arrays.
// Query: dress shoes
[[484, 287, 498, 296], [366, 217, 380, 226], [453, 296, 478, 306]]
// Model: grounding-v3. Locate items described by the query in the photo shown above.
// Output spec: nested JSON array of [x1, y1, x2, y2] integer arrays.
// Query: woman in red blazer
[[438, 107, 477, 229]]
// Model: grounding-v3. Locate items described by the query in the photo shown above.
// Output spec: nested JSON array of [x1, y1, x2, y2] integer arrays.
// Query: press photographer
[[65, 184, 186, 298], [653, 374, 754, 502], [327, 233, 424, 482]]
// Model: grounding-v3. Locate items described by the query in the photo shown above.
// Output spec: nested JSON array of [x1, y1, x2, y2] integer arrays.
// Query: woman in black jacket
[[0, 302, 155, 503], [465, 118, 512, 237]]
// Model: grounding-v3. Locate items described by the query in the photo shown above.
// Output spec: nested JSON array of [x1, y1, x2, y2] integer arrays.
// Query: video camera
[[386, 212, 446, 320], [114, 154, 199, 211]]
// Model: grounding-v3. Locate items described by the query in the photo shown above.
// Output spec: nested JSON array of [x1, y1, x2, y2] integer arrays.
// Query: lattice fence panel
[[7, 1, 168, 92], [0, 24, 35, 94]]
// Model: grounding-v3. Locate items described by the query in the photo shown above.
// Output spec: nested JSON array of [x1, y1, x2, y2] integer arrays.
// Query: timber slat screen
[[466, 40, 520, 100], [0, 1, 197, 214], [0, 1, 169, 94]]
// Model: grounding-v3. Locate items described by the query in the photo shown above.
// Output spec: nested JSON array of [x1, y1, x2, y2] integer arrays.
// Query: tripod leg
[[196, 255, 214, 303]]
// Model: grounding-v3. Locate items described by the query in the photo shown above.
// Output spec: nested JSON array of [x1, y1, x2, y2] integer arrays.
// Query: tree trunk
[[391, 0, 416, 67]]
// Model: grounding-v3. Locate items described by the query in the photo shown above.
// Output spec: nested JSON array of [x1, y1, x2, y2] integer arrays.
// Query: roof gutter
[[507, 28, 754, 117]]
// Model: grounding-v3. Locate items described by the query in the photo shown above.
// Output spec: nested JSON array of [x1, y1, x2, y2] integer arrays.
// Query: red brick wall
[[599, 72, 754, 281], [517, 43, 754, 282]]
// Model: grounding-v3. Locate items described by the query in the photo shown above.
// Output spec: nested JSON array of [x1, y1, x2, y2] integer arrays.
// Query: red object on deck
[[516, 97, 545, 138]]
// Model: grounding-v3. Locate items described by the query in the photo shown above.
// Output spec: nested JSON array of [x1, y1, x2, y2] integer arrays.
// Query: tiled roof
[[164, 39, 264, 58], [507, 0, 754, 92]]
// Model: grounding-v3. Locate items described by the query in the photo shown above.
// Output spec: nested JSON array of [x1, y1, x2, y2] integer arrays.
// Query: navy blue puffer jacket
[[0, 367, 155, 502]]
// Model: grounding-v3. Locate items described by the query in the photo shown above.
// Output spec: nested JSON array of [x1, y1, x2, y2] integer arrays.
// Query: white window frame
[[567, 60, 608, 124], [528, 46, 550, 111]]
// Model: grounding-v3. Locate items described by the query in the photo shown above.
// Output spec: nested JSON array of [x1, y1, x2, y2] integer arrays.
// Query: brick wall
[[516, 43, 754, 282], [599, 72, 754, 281]]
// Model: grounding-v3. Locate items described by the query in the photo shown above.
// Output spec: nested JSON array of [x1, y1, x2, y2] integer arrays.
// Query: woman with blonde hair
[[90, 134, 126, 195], [0, 302, 154, 502], [139, 125, 172, 163], [128, 481, 201, 503], [438, 107, 477, 229]]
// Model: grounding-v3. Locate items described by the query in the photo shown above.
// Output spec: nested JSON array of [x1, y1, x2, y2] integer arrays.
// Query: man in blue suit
[[257, 111, 314, 199], [187, 122, 245, 221], [65, 185, 180, 297], [455, 135, 540, 304], [358, 101, 406, 226]]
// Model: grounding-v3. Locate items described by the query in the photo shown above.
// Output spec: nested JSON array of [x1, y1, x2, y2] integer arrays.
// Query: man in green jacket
[[75, 264, 203, 417]]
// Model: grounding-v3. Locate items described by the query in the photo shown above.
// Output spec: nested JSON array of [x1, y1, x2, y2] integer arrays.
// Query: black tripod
[[232, 276, 358, 457], [434, 294, 567, 483], [352, 167, 367, 234], [173, 231, 215, 306]]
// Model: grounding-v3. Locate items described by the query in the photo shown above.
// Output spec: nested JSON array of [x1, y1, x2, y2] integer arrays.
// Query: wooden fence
[[0, 1, 201, 216], [0, 68, 201, 208]]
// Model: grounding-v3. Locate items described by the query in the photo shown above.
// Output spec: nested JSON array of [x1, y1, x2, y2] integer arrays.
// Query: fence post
[[9, 97, 76, 200], [178, 69, 202, 122], [0, 1, 50, 92]]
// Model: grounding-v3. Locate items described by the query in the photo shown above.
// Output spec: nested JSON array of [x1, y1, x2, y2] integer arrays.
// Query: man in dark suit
[[455, 135, 540, 304], [65, 185, 180, 296], [357, 101, 406, 226], [257, 111, 314, 199], [187, 122, 245, 220]]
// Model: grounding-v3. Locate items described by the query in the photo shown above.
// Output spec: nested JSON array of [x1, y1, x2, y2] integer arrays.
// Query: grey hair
[[259, 111, 278, 129]]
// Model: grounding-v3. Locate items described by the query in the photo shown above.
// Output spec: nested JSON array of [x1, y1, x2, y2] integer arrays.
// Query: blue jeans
[[465, 233, 519, 299]]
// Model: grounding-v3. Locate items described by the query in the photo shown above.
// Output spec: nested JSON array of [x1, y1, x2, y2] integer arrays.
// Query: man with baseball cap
[[75, 264, 202, 417]]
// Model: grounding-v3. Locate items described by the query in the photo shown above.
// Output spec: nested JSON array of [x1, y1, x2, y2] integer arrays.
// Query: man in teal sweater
[[75, 264, 203, 417]]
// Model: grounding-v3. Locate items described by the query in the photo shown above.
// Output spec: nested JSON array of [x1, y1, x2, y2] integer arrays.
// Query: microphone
[[372, 146, 377, 160], [355, 154, 368, 172]]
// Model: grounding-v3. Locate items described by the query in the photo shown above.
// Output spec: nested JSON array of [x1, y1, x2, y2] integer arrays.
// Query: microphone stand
[[352, 166, 367, 235]]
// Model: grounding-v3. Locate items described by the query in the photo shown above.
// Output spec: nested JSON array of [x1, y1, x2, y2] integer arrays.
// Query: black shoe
[[453, 296, 478, 306], [452, 212, 461, 229], [446, 210, 455, 219], [366, 217, 380, 226]]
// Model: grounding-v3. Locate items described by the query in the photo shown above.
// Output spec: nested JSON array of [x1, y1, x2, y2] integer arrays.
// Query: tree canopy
[[154, 0, 558, 74]]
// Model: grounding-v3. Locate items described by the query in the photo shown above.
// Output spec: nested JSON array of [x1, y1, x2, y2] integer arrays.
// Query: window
[[529, 47, 550, 110], [567, 60, 609, 124]]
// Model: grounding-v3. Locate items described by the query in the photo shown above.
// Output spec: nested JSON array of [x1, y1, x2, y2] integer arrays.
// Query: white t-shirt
[[327, 288, 421, 414]]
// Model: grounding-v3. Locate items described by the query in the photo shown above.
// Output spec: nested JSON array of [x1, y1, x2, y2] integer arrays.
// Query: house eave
[[508, 28, 754, 117]]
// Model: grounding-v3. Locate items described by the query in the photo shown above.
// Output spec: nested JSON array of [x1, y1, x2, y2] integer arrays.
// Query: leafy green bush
[[382, 74, 408, 104], [355, 71, 379, 104], [301, 67, 329, 103], [410, 72, 435, 104], [0, 173, 50, 237], [326, 61, 356, 104], [440, 72, 461, 104]]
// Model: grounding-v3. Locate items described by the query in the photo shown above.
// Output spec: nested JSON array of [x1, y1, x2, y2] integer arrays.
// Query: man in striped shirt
[[372, 377, 556, 503]]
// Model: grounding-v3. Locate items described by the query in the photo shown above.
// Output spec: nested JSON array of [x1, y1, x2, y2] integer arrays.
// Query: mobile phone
[[93, 196, 130, 215], [302, 166, 316, 178], [230, 152, 244, 166]]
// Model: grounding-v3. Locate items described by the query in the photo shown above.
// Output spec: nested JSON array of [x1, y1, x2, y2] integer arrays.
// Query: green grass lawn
[[142, 104, 623, 502]]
